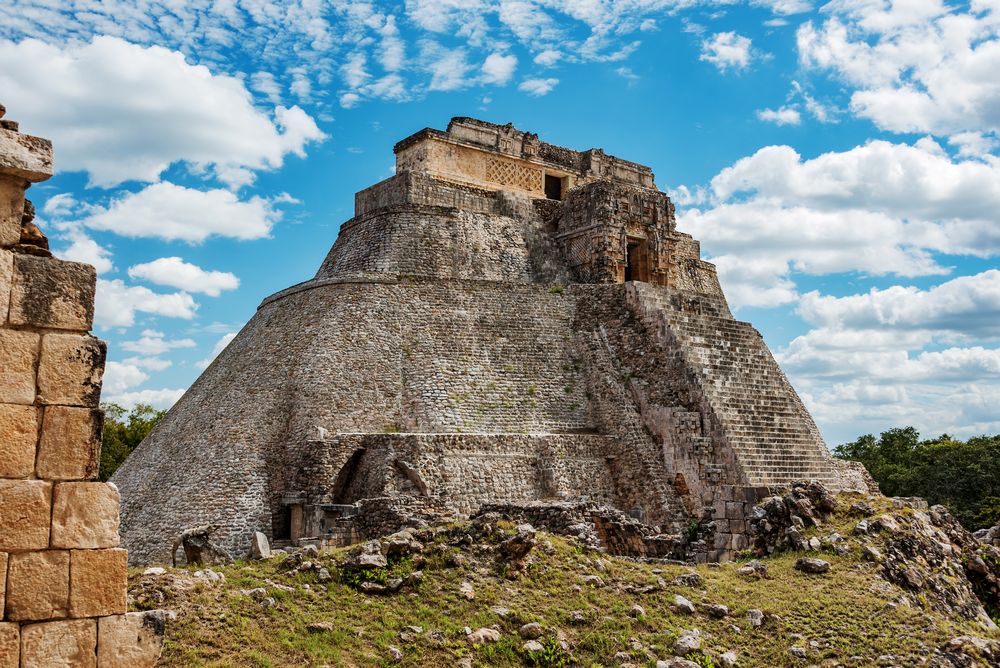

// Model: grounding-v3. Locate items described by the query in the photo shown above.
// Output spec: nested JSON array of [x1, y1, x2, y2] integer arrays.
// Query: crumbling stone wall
[[0, 108, 163, 667]]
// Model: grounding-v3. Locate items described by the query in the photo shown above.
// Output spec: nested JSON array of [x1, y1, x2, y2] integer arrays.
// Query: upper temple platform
[[393, 117, 657, 200]]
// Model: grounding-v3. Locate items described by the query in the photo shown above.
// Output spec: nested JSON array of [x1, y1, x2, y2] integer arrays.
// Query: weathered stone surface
[[0, 552, 6, 619], [0, 176, 24, 247], [70, 548, 127, 617], [9, 254, 96, 330], [0, 127, 53, 182], [97, 612, 167, 668], [0, 329, 39, 405], [50, 482, 121, 549], [19, 619, 96, 668], [250, 531, 271, 559], [36, 406, 102, 480], [0, 623, 18, 668], [0, 479, 51, 550], [6, 550, 70, 620], [37, 333, 106, 407], [0, 249, 12, 319], [0, 403, 39, 477]]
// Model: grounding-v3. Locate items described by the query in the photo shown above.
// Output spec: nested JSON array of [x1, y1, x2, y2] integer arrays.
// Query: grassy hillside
[[131, 492, 1000, 667]]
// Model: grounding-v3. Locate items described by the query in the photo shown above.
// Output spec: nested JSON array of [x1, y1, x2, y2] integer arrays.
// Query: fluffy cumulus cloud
[[678, 138, 1000, 309], [797, 0, 1000, 141], [94, 279, 198, 328], [81, 183, 289, 244], [757, 106, 801, 125], [128, 257, 239, 296], [481, 52, 518, 85], [700, 32, 755, 72], [0, 37, 326, 188], [55, 229, 114, 274], [518, 77, 559, 96], [122, 329, 198, 355]]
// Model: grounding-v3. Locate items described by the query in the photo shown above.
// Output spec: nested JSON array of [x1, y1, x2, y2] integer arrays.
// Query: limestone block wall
[[0, 112, 162, 667]]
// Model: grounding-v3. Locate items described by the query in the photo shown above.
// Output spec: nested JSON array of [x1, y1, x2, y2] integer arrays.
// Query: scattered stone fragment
[[748, 609, 764, 628], [672, 573, 703, 587], [720, 650, 738, 666], [674, 595, 696, 615], [307, 622, 334, 633], [523, 640, 545, 653], [583, 574, 605, 587], [467, 627, 501, 645], [459, 581, 475, 599], [794, 558, 830, 574], [704, 603, 729, 618], [629, 604, 645, 618], [387, 645, 403, 661], [569, 610, 586, 624], [789, 646, 807, 659], [251, 532, 271, 560], [143, 567, 165, 576], [519, 622, 543, 639], [491, 606, 510, 618], [673, 629, 701, 655]]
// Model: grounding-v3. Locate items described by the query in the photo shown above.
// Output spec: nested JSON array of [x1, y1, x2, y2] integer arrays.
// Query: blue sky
[[2, 0, 999, 445]]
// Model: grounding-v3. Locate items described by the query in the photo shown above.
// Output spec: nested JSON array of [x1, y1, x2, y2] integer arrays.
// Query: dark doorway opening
[[544, 174, 563, 200], [273, 506, 292, 540], [625, 238, 650, 282]]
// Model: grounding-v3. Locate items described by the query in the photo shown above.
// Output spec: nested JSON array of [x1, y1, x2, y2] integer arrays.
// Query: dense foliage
[[835, 427, 1000, 530], [99, 402, 166, 481]]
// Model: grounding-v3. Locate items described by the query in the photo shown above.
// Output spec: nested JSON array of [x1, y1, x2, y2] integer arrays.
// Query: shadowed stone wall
[[0, 107, 163, 667]]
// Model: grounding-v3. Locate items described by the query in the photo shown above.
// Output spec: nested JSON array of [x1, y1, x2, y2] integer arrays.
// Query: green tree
[[835, 428, 1000, 530], [99, 402, 166, 481]]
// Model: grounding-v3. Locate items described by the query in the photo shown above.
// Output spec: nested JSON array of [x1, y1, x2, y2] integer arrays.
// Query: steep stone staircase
[[628, 284, 841, 488]]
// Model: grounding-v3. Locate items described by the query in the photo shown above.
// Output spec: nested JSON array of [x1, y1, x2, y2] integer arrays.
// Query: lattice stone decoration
[[485, 157, 542, 192]]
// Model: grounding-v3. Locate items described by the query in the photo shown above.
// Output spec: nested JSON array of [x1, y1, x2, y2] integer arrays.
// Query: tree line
[[834, 427, 1000, 531], [99, 403, 166, 481]]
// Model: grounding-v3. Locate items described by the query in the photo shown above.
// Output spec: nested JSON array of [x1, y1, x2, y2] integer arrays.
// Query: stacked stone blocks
[[0, 112, 161, 667]]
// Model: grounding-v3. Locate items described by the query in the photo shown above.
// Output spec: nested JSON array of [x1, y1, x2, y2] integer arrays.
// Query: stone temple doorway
[[625, 237, 650, 282]]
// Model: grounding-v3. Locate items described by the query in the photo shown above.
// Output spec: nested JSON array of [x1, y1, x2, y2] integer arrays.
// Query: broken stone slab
[[794, 557, 831, 574], [8, 254, 96, 331], [36, 406, 103, 480], [97, 611, 168, 668], [250, 531, 271, 560], [0, 479, 52, 551], [0, 127, 53, 182], [50, 482, 121, 549], [6, 550, 70, 621]]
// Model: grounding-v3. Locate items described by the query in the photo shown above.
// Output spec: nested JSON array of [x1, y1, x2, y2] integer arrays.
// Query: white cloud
[[481, 53, 518, 85], [250, 71, 282, 104], [797, 1, 1000, 140], [81, 182, 287, 244], [424, 43, 472, 91], [757, 106, 801, 125], [122, 356, 172, 372], [95, 279, 198, 328], [676, 138, 1000, 308], [122, 331, 197, 356], [102, 360, 148, 395], [0, 37, 326, 188], [534, 49, 562, 67], [518, 77, 559, 96], [107, 387, 185, 410], [700, 32, 755, 73], [55, 229, 113, 274], [197, 332, 238, 369], [128, 257, 239, 297]]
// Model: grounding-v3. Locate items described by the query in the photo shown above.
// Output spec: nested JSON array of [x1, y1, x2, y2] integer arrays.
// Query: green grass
[[138, 494, 998, 667]]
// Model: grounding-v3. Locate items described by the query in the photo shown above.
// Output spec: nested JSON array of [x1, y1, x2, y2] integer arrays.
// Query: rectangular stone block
[[8, 254, 96, 331], [0, 128, 54, 182], [37, 333, 106, 407], [97, 612, 166, 668], [19, 619, 96, 668], [0, 249, 11, 320], [0, 403, 39, 478], [36, 406, 102, 480], [6, 550, 70, 621], [0, 623, 18, 668], [0, 176, 24, 247], [69, 548, 127, 617], [0, 479, 51, 550], [0, 552, 6, 619], [50, 482, 120, 549], [0, 329, 39, 405]]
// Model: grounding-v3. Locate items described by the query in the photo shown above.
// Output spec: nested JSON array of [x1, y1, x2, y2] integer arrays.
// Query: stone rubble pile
[[0, 107, 164, 666]]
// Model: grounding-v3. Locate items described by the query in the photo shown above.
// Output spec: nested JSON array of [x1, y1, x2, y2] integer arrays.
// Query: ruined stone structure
[[0, 107, 164, 667], [114, 117, 867, 565]]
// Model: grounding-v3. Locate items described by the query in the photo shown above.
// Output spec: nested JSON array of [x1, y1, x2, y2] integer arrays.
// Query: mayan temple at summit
[[113, 117, 872, 565]]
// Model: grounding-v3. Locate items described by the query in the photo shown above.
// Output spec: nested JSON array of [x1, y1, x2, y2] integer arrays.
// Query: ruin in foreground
[[113, 117, 872, 565]]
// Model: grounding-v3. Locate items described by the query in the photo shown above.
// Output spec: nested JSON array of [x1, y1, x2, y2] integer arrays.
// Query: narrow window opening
[[544, 173, 563, 200]]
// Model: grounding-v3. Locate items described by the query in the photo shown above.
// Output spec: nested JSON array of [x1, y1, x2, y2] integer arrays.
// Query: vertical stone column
[[0, 107, 164, 667]]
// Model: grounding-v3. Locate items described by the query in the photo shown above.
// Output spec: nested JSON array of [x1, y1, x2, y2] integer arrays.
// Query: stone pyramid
[[113, 118, 868, 565]]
